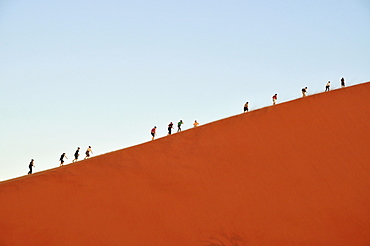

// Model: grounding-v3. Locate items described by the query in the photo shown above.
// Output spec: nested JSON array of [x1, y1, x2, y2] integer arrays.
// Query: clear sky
[[1, 0, 369, 181]]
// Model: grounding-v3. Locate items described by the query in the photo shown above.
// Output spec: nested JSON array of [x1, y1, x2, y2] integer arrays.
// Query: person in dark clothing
[[28, 159, 35, 175], [168, 122, 174, 135], [60, 153, 68, 166], [341, 77, 345, 88], [72, 147, 80, 163]]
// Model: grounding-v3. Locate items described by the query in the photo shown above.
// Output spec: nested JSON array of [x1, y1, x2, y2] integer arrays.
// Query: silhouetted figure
[[272, 94, 278, 105], [60, 153, 68, 166], [244, 102, 249, 112], [72, 147, 80, 163], [28, 159, 35, 175], [325, 81, 331, 92], [193, 120, 199, 127], [168, 122, 174, 135], [151, 126, 157, 140], [341, 77, 345, 88], [302, 87, 308, 97], [84, 146, 93, 159], [177, 120, 184, 132]]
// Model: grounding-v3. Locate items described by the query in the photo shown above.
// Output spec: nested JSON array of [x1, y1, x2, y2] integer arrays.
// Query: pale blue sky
[[1, 0, 369, 181]]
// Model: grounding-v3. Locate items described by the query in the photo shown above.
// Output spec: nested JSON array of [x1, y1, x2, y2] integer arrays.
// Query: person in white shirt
[[302, 87, 308, 97]]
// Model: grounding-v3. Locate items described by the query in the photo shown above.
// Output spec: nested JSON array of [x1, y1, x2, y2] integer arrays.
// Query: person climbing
[[177, 120, 184, 132], [168, 122, 174, 135], [84, 146, 93, 159], [193, 120, 199, 127], [72, 147, 80, 163], [60, 153, 68, 166], [272, 94, 278, 105], [151, 126, 157, 140], [341, 77, 345, 88], [28, 159, 35, 175], [325, 81, 331, 92], [302, 87, 308, 97], [244, 102, 249, 112]]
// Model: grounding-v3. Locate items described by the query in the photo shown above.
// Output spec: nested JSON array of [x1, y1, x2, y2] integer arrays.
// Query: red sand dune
[[1, 83, 369, 246]]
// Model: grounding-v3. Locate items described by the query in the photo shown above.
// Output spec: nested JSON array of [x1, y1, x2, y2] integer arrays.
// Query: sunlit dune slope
[[1, 82, 369, 246]]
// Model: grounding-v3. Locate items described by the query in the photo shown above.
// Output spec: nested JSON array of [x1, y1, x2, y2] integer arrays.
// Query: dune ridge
[[1, 82, 369, 245]]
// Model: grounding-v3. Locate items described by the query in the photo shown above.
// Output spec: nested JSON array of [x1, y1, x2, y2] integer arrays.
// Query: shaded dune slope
[[1, 83, 369, 245]]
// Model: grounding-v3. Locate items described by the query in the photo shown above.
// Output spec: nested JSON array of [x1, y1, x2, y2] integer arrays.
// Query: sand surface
[[1, 82, 369, 245]]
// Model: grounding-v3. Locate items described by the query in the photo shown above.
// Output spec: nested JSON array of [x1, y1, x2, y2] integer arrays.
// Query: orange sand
[[1, 82, 369, 245]]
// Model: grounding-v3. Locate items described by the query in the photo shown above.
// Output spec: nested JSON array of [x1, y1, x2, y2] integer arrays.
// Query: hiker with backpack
[[84, 146, 93, 160], [272, 94, 278, 105], [151, 126, 157, 140], [302, 87, 308, 97]]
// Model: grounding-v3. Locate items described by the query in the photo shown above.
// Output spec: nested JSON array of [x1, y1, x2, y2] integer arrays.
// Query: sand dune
[[1, 82, 369, 245]]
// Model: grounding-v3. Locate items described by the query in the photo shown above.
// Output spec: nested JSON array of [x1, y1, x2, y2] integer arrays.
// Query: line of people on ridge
[[27, 78, 347, 174], [27, 146, 93, 175], [151, 120, 200, 140], [243, 78, 346, 113]]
